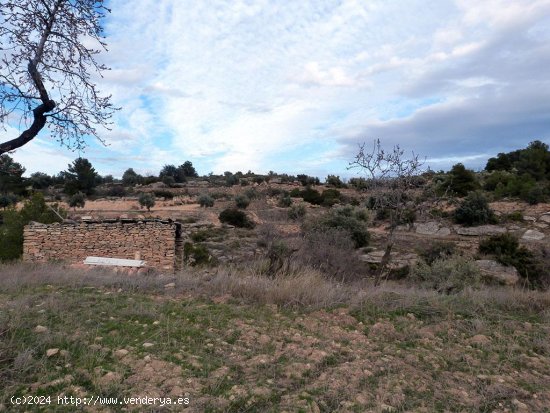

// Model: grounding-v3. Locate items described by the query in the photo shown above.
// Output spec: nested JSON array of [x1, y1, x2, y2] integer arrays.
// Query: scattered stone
[[164, 282, 176, 289], [534, 222, 548, 229], [98, 371, 122, 387], [34, 325, 48, 333], [46, 348, 59, 357], [522, 216, 536, 222], [521, 229, 545, 241], [114, 349, 129, 359], [143, 342, 154, 348], [539, 214, 550, 223], [475, 260, 520, 286], [369, 322, 396, 339], [455, 225, 506, 236], [414, 221, 440, 235], [512, 399, 528, 410], [468, 334, 491, 346]]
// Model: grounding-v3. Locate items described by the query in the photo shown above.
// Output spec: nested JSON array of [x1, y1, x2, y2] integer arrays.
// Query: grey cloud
[[339, 83, 550, 171]]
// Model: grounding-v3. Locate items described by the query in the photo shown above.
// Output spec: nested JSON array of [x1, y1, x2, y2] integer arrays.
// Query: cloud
[[2, 0, 549, 178]]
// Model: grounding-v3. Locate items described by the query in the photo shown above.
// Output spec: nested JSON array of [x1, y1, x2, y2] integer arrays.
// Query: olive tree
[[0, 0, 117, 155]]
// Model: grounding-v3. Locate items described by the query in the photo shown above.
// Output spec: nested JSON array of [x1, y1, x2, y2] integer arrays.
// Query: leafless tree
[[349, 139, 424, 285], [0, 0, 117, 155]]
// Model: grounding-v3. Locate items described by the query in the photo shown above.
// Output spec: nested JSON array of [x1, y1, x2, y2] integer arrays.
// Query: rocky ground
[[1, 265, 549, 412]]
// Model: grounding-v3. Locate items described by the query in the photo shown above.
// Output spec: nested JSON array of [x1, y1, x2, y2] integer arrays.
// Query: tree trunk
[[374, 242, 394, 286]]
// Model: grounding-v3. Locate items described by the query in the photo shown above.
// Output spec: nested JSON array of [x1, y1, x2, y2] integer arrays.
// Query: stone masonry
[[23, 219, 182, 271]]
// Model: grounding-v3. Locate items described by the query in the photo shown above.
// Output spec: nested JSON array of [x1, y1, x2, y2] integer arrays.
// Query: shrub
[[0, 193, 18, 209], [326, 175, 345, 188], [0, 193, 65, 262], [278, 194, 292, 207], [418, 241, 456, 265], [219, 208, 255, 228], [235, 194, 250, 209], [525, 185, 547, 205], [297, 228, 364, 282], [443, 163, 480, 196], [478, 233, 544, 287], [288, 204, 306, 220], [68, 192, 86, 209], [301, 187, 323, 205], [244, 188, 259, 200], [454, 191, 496, 226], [107, 185, 126, 197], [321, 188, 341, 207], [153, 189, 174, 199], [289, 188, 301, 198], [198, 194, 214, 208], [183, 242, 212, 266], [410, 256, 482, 293], [307, 205, 370, 248], [138, 193, 155, 211]]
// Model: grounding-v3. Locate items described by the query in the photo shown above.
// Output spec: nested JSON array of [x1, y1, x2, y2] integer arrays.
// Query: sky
[[3, 0, 550, 179]]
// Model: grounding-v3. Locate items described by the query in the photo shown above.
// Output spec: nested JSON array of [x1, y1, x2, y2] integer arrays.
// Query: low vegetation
[[0, 263, 549, 412]]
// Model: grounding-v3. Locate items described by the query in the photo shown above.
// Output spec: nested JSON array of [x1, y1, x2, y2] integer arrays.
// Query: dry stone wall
[[23, 220, 179, 271]]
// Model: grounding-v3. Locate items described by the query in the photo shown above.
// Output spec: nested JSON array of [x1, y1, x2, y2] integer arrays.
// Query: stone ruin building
[[23, 219, 191, 271]]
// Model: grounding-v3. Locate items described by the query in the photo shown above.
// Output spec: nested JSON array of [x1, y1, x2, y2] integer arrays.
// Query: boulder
[[414, 222, 439, 235], [475, 260, 520, 285], [454, 225, 506, 236], [521, 229, 545, 241]]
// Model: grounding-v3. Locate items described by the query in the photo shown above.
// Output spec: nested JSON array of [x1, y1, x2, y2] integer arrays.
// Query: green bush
[[454, 191, 496, 226], [183, 242, 213, 266], [410, 256, 482, 292], [235, 194, 250, 209], [417, 241, 456, 265], [0, 193, 18, 209], [219, 208, 255, 228], [478, 233, 544, 287], [68, 192, 86, 209], [442, 163, 480, 196], [153, 190, 174, 199], [301, 187, 323, 205], [198, 194, 214, 208], [0, 193, 65, 262], [288, 204, 306, 220], [307, 205, 370, 248], [321, 188, 341, 207], [138, 193, 156, 211], [278, 194, 292, 207]]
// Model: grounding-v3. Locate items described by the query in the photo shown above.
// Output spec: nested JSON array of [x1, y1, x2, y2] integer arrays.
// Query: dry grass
[[1, 262, 550, 412]]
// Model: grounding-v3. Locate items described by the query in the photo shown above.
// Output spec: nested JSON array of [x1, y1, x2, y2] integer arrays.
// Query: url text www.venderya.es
[[11, 395, 190, 407]]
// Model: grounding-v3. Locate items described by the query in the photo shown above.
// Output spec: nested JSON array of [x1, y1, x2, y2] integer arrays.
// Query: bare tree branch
[[0, 0, 118, 155]]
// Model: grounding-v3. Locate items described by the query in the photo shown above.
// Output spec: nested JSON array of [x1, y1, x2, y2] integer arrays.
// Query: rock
[[436, 227, 451, 236], [46, 348, 59, 357], [142, 342, 154, 348], [414, 221, 440, 235], [455, 225, 506, 236], [59, 350, 69, 357], [98, 371, 122, 387], [114, 349, 129, 359], [475, 260, 520, 286], [512, 399, 528, 410], [164, 282, 176, 289], [522, 216, 536, 222], [369, 322, 396, 339], [539, 214, 550, 223], [34, 325, 48, 333], [534, 222, 548, 229], [521, 229, 545, 241], [468, 334, 491, 346]]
